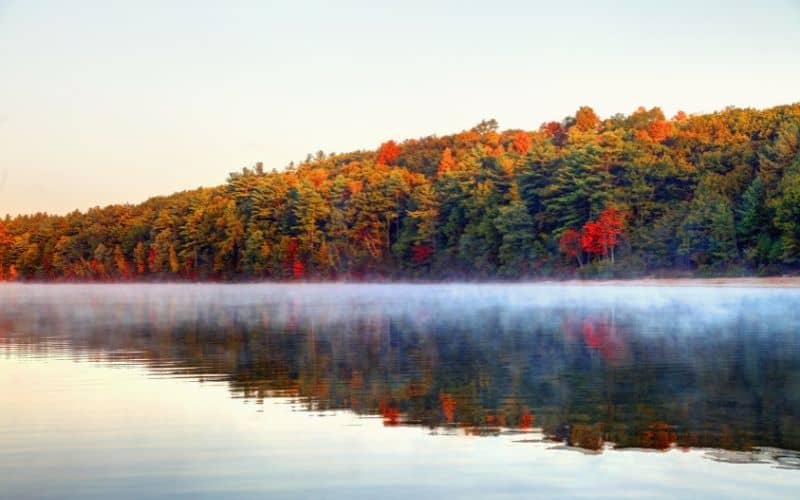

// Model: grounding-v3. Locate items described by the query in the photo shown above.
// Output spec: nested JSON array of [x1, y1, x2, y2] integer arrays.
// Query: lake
[[1, 283, 799, 499]]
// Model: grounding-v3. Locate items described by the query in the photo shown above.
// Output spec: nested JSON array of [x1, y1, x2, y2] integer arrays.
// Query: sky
[[1, 0, 799, 216]]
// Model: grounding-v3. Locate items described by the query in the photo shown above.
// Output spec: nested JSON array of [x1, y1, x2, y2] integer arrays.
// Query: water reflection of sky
[[1, 357, 798, 500], [1, 284, 800, 498]]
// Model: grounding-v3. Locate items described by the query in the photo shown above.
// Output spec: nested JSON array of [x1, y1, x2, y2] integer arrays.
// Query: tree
[[541, 147, 611, 234], [376, 140, 400, 165], [575, 106, 600, 131], [133, 242, 147, 275], [471, 119, 499, 135], [679, 185, 738, 269], [581, 221, 605, 256], [293, 179, 330, 271], [411, 244, 433, 265], [597, 207, 625, 263], [0, 221, 12, 279], [406, 184, 440, 252], [113, 245, 131, 280], [581, 207, 625, 263], [559, 228, 583, 268], [773, 169, 800, 263], [708, 199, 738, 265], [511, 131, 532, 154], [92, 243, 110, 279], [737, 176, 768, 267], [540, 121, 567, 146], [494, 200, 536, 276], [647, 119, 673, 142], [437, 147, 456, 176]]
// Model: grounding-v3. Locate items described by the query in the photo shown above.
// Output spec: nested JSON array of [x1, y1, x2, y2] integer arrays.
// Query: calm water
[[1, 283, 800, 499]]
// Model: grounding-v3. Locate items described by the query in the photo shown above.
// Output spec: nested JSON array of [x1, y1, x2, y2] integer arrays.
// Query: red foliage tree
[[581, 207, 626, 263], [411, 244, 434, 264], [598, 207, 625, 251], [540, 121, 567, 146], [581, 221, 605, 255], [540, 121, 560, 136], [511, 131, 532, 154], [376, 140, 400, 165], [558, 228, 583, 268], [284, 238, 304, 279]]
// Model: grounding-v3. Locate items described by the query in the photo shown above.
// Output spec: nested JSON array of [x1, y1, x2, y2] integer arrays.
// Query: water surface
[[1, 283, 799, 498]]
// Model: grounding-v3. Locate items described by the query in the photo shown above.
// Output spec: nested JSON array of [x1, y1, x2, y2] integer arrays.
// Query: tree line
[[1, 102, 799, 281]]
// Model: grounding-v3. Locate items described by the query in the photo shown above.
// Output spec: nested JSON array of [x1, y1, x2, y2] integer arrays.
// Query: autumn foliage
[[437, 147, 456, 175], [1, 102, 799, 281], [560, 207, 626, 267], [580, 207, 626, 263], [575, 106, 600, 131], [581, 221, 606, 255], [376, 140, 400, 165], [558, 228, 583, 267], [646, 119, 673, 142], [511, 131, 532, 154], [411, 244, 434, 264]]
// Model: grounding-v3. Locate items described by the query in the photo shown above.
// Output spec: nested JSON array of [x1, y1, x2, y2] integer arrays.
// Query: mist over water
[[2, 283, 799, 498], [3, 282, 798, 331]]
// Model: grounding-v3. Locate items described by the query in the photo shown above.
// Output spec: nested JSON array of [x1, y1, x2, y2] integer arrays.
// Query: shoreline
[[543, 277, 800, 288], [2, 277, 800, 288]]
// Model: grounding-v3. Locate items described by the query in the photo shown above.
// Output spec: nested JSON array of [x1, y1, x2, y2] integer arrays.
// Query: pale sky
[[1, 0, 799, 216]]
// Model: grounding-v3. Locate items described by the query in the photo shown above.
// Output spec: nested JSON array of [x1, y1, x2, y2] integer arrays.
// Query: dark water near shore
[[1, 283, 800, 498]]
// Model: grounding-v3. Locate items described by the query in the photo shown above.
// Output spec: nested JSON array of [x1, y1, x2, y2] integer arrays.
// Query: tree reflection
[[1, 285, 799, 455]]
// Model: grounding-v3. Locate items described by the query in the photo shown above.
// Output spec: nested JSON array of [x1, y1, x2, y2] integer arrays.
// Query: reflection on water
[[2, 284, 800, 474]]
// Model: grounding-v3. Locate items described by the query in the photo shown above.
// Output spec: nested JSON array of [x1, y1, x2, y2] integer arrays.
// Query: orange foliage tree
[[437, 147, 456, 176], [647, 119, 673, 142], [511, 131, 532, 154], [376, 140, 400, 165], [575, 106, 600, 131]]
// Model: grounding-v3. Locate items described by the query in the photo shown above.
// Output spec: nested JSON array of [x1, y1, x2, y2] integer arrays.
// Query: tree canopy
[[2, 102, 800, 281]]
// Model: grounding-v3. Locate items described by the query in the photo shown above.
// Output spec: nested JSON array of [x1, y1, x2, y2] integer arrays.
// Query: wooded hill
[[2, 103, 800, 281]]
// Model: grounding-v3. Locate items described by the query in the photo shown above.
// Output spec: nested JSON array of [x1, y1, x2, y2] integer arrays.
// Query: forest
[[1, 102, 800, 281]]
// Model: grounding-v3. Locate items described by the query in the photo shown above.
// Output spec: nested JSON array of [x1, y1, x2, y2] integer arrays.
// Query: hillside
[[2, 103, 800, 281]]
